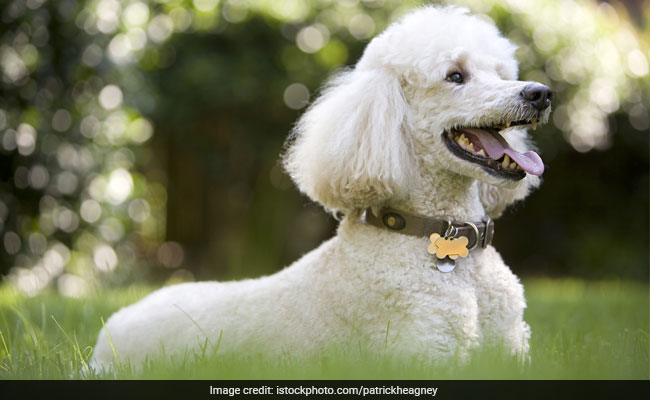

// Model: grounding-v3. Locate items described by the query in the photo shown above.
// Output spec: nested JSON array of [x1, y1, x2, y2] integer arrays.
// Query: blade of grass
[[51, 315, 88, 371], [100, 316, 121, 369], [172, 303, 208, 340], [0, 328, 13, 372]]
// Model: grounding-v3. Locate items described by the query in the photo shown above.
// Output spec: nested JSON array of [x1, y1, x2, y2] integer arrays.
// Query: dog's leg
[[473, 247, 531, 359], [380, 281, 482, 363]]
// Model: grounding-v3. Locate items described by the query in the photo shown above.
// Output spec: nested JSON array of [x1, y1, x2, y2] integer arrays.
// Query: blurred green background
[[0, 0, 648, 298]]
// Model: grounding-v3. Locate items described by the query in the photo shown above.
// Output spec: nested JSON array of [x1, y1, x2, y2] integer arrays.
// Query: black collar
[[363, 208, 494, 251]]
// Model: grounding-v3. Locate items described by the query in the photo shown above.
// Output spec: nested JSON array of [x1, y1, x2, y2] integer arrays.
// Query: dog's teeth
[[531, 119, 537, 130], [505, 122, 510, 128], [477, 149, 486, 157], [502, 154, 510, 168], [510, 162, 517, 169], [468, 143, 475, 152]]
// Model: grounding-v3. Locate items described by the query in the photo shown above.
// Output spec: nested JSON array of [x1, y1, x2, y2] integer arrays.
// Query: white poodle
[[90, 6, 552, 369]]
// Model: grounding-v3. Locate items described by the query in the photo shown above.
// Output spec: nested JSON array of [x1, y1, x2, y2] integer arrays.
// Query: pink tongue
[[463, 128, 545, 176]]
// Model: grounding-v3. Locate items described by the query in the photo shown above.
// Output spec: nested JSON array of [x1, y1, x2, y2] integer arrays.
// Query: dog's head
[[284, 6, 551, 217]]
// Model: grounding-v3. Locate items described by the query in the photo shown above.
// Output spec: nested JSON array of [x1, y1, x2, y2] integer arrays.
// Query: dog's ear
[[283, 67, 415, 217], [478, 129, 542, 218]]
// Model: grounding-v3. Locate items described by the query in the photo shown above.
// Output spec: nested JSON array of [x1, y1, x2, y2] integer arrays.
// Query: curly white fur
[[91, 6, 548, 369]]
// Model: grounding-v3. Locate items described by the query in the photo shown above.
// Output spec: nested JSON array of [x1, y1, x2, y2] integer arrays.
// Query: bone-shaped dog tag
[[427, 233, 469, 259]]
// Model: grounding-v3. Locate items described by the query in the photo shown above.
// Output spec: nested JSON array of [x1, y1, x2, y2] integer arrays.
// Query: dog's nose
[[520, 84, 552, 111]]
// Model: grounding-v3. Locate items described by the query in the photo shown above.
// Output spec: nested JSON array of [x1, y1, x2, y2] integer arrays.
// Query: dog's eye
[[446, 72, 464, 84]]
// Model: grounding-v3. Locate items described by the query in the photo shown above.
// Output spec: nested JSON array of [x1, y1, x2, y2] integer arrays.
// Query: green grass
[[0, 279, 647, 379]]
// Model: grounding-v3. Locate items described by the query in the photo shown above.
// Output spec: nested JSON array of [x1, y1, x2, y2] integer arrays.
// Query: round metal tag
[[436, 258, 456, 273]]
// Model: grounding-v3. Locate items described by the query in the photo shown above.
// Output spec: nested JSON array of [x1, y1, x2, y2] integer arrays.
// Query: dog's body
[[91, 6, 550, 369]]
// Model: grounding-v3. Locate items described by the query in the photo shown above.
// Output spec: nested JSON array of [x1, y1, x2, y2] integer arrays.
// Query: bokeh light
[[283, 83, 310, 110], [99, 85, 123, 110]]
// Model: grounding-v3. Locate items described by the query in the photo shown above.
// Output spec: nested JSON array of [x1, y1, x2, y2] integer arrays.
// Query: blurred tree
[[0, 0, 167, 296], [0, 0, 648, 297]]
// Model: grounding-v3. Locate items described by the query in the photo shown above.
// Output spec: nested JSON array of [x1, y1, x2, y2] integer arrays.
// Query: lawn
[[0, 278, 647, 380]]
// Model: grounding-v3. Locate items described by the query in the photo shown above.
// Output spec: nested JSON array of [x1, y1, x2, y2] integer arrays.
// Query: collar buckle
[[481, 216, 494, 249]]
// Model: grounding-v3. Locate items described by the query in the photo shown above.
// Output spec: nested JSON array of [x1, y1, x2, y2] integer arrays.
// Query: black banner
[[1, 380, 648, 399]]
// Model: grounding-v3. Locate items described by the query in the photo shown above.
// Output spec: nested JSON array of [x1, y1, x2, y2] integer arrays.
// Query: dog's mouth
[[443, 119, 545, 180]]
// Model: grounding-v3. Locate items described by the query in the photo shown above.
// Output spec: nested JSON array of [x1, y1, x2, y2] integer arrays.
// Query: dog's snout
[[520, 84, 552, 111]]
